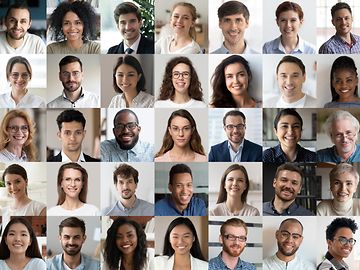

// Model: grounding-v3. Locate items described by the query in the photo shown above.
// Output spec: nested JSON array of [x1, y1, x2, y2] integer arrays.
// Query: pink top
[[155, 151, 207, 162]]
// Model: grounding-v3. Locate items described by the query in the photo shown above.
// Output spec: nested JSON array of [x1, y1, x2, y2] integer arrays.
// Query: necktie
[[125, 48, 134, 54]]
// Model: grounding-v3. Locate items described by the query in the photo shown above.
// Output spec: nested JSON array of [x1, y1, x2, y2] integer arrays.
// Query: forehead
[[9, 116, 27, 125], [115, 111, 137, 123], [278, 10, 301, 19], [4, 173, 25, 182], [277, 170, 301, 181], [225, 115, 244, 124], [63, 168, 82, 178], [170, 116, 191, 126], [171, 224, 192, 234], [117, 224, 136, 234], [334, 227, 353, 237], [333, 69, 357, 77], [119, 13, 139, 22], [222, 13, 247, 21], [10, 63, 28, 72], [279, 221, 303, 233], [223, 225, 246, 235], [61, 62, 82, 71], [226, 169, 245, 179], [278, 115, 301, 124], [172, 172, 192, 184], [172, 63, 190, 72], [332, 119, 354, 131], [277, 62, 303, 74], [172, 6, 192, 17], [61, 121, 84, 130], [61, 226, 83, 236], [117, 175, 135, 182], [224, 63, 246, 74], [63, 11, 81, 21], [8, 222, 29, 233], [7, 8, 30, 19], [334, 8, 352, 18], [116, 64, 137, 73], [332, 171, 356, 182]]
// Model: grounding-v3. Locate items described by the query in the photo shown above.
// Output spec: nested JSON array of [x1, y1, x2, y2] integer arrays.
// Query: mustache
[[281, 187, 294, 193]]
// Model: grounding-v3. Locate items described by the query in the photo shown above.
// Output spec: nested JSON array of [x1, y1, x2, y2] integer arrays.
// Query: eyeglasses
[[169, 125, 193, 135], [334, 236, 356, 246], [279, 230, 302, 241], [114, 122, 138, 131], [225, 124, 246, 131], [223, 234, 247, 242], [10, 72, 30, 80], [7, 125, 29, 133], [61, 71, 82, 78], [172, 72, 190, 79], [334, 131, 356, 141]]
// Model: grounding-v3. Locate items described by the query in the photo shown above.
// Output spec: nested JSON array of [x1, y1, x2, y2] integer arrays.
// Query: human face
[[5, 8, 31, 40], [113, 112, 140, 150], [331, 172, 358, 203], [172, 63, 191, 97], [273, 170, 302, 202], [224, 63, 249, 98], [274, 115, 302, 150], [115, 64, 141, 94], [332, 69, 359, 101], [276, 221, 303, 258], [276, 10, 303, 39], [58, 121, 85, 154], [328, 227, 354, 261], [277, 62, 306, 103], [116, 175, 137, 200], [8, 63, 30, 92], [7, 117, 29, 148], [170, 6, 194, 36], [330, 119, 357, 156], [168, 116, 193, 149], [4, 173, 27, 200], [62, 11, 83, 42], [118, 13, 142, 44], [169, 173, 193, 211], [59, 62, 83, 93], [224, 115, 246, 145], [224, 170, 247, 198], [59, 227, 86, 256], [219, 13, 248, 46], [332, 9, 353, 37], [220, 225, 247, 257], [5, 223, 31, 256], [169, 224, 194, 256], [60, 168, 83, 200], [116, 224, 138, 256]]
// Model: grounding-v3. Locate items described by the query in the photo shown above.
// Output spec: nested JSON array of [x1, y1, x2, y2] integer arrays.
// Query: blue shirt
[[263, 144, 316, 163], [155, 196, 206, 216], [211, 42, 259, 54], [262, 35, 316, 54], [263, 200, 315, 216], [100, 198, 154, 216], [317, 144, 360, 163], [47, 253, 100, 270], [209, 253, 255, 270], [319, 33, 360, 54]]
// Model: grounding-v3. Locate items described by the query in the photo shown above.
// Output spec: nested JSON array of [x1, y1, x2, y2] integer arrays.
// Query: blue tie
[[125, 48, 134, 54]]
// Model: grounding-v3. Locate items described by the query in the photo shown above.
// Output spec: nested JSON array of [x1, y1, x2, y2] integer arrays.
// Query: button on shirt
[[47, 89, 99, 108], [209, 253, 256, 270], [317, 144, 360, 163], [263, 200, 315, 216], [100, 198, 154, 216], [228, 140, 244, 162], [319, 33, 360, 54], [155, 196, 206, 216], [262, 35, 316, 54]]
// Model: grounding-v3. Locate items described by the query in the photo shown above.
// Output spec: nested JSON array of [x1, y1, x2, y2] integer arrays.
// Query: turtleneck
[[331, 199, 354, 216]]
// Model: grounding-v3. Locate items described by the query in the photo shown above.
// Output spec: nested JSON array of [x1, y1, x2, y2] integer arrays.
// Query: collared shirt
[[47, 253, 100, 270], [263, 199, 315, 216], [317, 144, 360, 163], [123, 34, 141, 53], [108, 91, 154, 108], [317, 252, 349, 270], [100, 138, 154, 162], [0, 91, 46, 108], [209, 252, 255, 270], [0, 149, 27, 162], [211, 41, 259, 54], [263, 144, 316, 163], [319, 33, 360, 54], [0, 32, 45, 54], [263, 254, 316, 270], [61, 151, 86, 162], [155, 195, 206, 216], [228, 140, 244, 162], [101, 198, 154, 216], [47, 89, 99, 108], [263, 35, 316, 54]]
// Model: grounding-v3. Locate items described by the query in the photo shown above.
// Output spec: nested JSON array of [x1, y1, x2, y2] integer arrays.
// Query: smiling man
[[107, 2, 154, 54], [0, 3, 45, 54]]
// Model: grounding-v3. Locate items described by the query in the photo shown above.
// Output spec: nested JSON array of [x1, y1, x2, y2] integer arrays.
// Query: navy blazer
[[107, 35, 154, 54], [47, 152, 100, 162], [208, 139, 262, 162]]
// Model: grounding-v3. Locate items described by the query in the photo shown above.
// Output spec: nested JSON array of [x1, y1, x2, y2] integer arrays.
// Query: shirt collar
[[277, 35, 305, 53], [61, 151, 86, 162], [124, 34, 141, 52], [117, 196, 139, 210], [271, 198, 298, 215], [61, 87, 84, 102], [227, 140, 244, 153]]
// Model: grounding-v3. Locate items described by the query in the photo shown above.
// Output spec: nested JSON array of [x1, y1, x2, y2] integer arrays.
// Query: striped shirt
[[319, 33, 360, 54]]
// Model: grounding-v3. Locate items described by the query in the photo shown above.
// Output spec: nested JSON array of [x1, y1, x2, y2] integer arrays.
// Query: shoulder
[[211, 141, 227, 149], [262, 37, 279, 53], [47, 41, 65, 53], [28, 258, 46, 268], [244, 139, 262, 149], [193, 257, 208, 268], [210, 203, 225, 216], [189, 99, 207, 108], [85, 40, 100, 54], [242, 203, 260, 216], [107, 42, 122, 53], [318, 36, 337, 53], [304, 94, 318, 107]]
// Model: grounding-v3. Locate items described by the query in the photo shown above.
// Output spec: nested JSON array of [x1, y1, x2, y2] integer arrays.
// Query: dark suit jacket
[[47, 152, 100, 162], [107, 35, 154, 54], [208, 139, 262, 162]]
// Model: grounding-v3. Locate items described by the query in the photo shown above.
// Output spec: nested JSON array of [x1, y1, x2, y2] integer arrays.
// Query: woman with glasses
[[210, 55, 261, 108], [155, 57, 206, 108], [210, 164, 259, 216], [109, 55, 154, 108], [317, 163, 360, 216], [0, 57, 45, 108], [47, 1, 100, 54], [0, 110, 37, 162], [155, 109, 206, 162], [263, 108, 316, 163], [155, 217, 208, 270]]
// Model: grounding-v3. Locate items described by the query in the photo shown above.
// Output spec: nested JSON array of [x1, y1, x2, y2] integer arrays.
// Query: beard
[[277, 241, 299, 257], [62, 243, 81, 256], [275, 187, 296, 202], [7, 28, 26, 40], [223, 242, 244, 257], [62, 80, 81, 92], [115, 132, 139, 150]]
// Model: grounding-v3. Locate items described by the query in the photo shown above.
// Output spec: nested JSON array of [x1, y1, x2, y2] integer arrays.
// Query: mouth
[[339, 89, 351, 93], [13, 135, 26, 140], [180, 194, 190, 201], [120, 134, 134, 142]]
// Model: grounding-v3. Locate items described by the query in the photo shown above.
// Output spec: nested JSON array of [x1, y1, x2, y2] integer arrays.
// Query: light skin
[[57, 121, 86, 162], [169, 224, 194, 269], [115, 64, 142, 107], [330, 172, 358, 203], [332, 8, 353, 42], [60, 168, 84, 210], [276, 10, 303, 53], [327, 227, 354, 261], [277, 62, 306, 103], [224, 170, 247, 214], [113, 112, 140, 150], [168, 173, 193, 213], [62, 11, 84, 49], [224, 115, 246, 152], [275, 220, 303, 262], [5, 8, 31, 49], [6, 116, 29, 158], [330, 119, 357, 161], [171, 63, 191, 103], [59, 227, 86, 269], [116, 224, 138, 269], [59, 61, 84, 102], [118, 13, 142, 46], [116, 175, 137, 208], [332, 69, 359, 102], [169, 6, 194, 52], [8, 63, 31, 103]]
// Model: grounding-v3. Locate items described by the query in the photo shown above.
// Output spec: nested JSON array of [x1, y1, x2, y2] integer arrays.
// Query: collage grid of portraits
[[2, 0, 360, 269]]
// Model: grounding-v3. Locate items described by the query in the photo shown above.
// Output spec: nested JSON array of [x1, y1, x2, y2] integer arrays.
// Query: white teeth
[[122, 244, 131, 248]]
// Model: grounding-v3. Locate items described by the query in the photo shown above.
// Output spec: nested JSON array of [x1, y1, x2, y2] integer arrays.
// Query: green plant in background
[[0, 179, 4, 187], [133, 0, 155, 40]]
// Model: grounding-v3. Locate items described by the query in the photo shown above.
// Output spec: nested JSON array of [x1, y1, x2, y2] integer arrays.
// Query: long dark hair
[[103, 218, 147, 270], [163, 217, 206, 261]]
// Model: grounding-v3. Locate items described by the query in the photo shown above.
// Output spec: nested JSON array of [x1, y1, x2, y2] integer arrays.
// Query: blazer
[[208, 139, 262, 162], [107, 35, 154, 54], [155, 254, 208, 270], [47, 152, 100, 162]]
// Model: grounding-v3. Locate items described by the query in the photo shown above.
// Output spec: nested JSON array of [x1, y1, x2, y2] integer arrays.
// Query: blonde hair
[[171, 2, 197, 39]]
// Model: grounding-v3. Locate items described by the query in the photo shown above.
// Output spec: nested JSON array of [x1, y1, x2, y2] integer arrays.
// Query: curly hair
[[155, 109, 205, 157], [104, 217, 147, 270], [210, 55, 253, 108], [326, 217, 358, 240], [0, 110, 37, 161], [6, 56, 32, 81], [48, 1, 97, 41], [158, 57, 203, 101]]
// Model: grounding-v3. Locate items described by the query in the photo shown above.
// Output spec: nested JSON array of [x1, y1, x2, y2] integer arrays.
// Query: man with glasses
[[317, 110, 360, 162], [264, 218, 315, 269], [47, 55, 99, 108], [209, 218, 255, 270], [209, 110, 262, 162], [101, 109, 153, 162], [48, 109, 99, 162], [317, 217, 358, 270]]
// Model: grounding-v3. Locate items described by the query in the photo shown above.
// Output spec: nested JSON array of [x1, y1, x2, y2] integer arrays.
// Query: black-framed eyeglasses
[[114, 122, 138, 131], [7, 125, 29, 133], [172, 71, 190, 79], [279, 230, 302, 240], [225, 124, 246, 131], [61, 71, 82, 78], [223, 234, 247, 242], [334, 236, 356, 246]]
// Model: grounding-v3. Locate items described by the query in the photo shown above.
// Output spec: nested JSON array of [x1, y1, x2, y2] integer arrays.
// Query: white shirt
[[0, 91, 46, 108], [154, 98, 206, 108], [47, 204, 99, 216], [61, 151, 86, 162], [276, 95, 306, 108], [47, 89, 99, 108], [263, 254, 316, 270], [124, 34, 142, 54], [109, 91, 154, 108], [0, 149, 27, 162], [0, 32, 45, 54], [155, 36, 202, 54], [155, 254, 208, 270], [228, 140, 244, 162]]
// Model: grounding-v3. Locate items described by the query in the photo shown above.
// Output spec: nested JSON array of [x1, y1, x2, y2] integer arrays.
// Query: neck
[[66, 39, 84, 49], [225, 197, 243, 213], [229, 140, 241, 152], [221, 251, 239, 270], [282, 92, 305, 103], [120, 195, 137, 208], [61, 197, 83, 210], [232, 93, 254, 108], [6, 144, 24, 158], [63, 252, 81, 269], [174, 253, 191, 266], [13, 194, 31, 208], [63, 149, 81, 162], [6, 32, 25, 49], [273, 196, 295, 214], [11, 88, 28, 103], [337, 32, 352, 43], [173, 92, 191, 103], [336, 146, 355, 161], [281, 35, 299, 52], [338, 96, 359, 102], [280, 144, 297, 161], [6, 254, 30, 269], [64, 87, 82, 102], [224, 39, 246, 54], [123, 89, 139, 107], [276, 251, 295, 263], [171, 196, 189, 213]]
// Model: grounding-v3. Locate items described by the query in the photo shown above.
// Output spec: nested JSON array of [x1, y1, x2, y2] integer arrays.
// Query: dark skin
[[113, 111, 140, 150]]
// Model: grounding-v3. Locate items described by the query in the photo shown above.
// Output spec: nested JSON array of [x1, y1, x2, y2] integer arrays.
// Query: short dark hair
[[169, 163, 192, 185], [275, 163, 304, 184], [217, 1, 249, 21], [326, 217, 358, 240], [113, 109, 139, 126], [56, 109, 86, 130], [113, 163, 139, 185], [5, 3, 31, 21], [276, 55, 305, 75], [276, 1, 303, 20], [223, 110, 246, 126], [331, 2, 352, 18], [273, 109, 303, 130], [114, 2, 142, 23], [59, 217, 86, 236], [59, 55, 83, 71]]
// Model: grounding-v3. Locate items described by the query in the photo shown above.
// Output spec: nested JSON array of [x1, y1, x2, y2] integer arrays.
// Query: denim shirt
[[47, 253, 100, 270], [209, 253, 255, 270]]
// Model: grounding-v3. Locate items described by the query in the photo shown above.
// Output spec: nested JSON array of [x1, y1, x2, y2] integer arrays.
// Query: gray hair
[[330, 163, 360, 186], [323, 110, 359, 140]]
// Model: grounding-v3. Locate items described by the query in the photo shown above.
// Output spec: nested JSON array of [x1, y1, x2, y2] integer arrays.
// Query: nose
[[286, 20, 292, 27]]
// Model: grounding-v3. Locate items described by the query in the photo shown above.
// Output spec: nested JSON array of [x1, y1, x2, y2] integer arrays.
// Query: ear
[[137, 125, 141, 132], [219, 235, 223, 245], [168, 183, 173, 193], [83, 129, 86, 137], [137, 73, 142, 82], [273, 127, 278, 136], [57, 131, 61, 140], [272, 178, 277, 188], [83, 234, 87, 242], [58, 72, 61, 81], [58, 234, 62, 241], [276, 18, 280, 27], [28, 19, 32, 30], [331, 18, 335, 27]]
